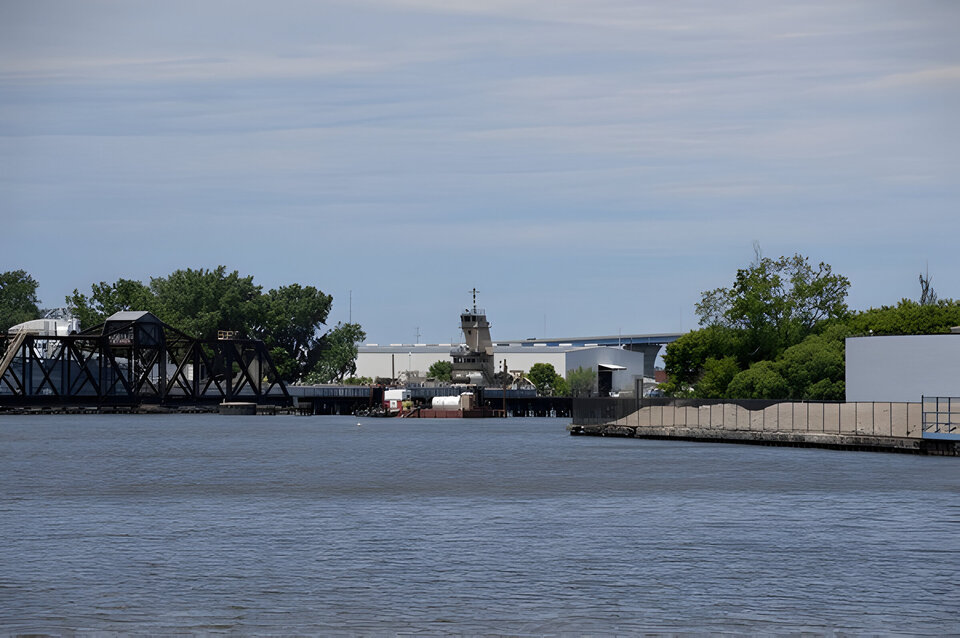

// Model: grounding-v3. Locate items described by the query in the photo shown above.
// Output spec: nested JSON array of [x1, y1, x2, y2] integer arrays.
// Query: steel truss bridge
[[0, 311, 288, 406]]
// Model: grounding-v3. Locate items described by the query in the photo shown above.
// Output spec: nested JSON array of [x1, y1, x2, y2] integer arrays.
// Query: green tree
[[693, 356, 740, 398], [566, 366, 597, 397], [527, 362, 564, 396], [67, 267, 262, 338], [68, 267, 347, 384], [0, 270, 41, 332], [697, 253, 850, 364], [151, 267, 262, 340], [255, 284, 332, 382], [527, 362, 556, 395], [660, 325, 737, 395], [343, 376, 373, 385], [306, 322, 367, 383], [726, 361, 789, 399], [551, 376, 570, 397], [804, 377, 845, 400], [775, 333, 845, 400], [846, 299, 960, 336], [428, 360, 453, 381], [66, 278, 156, 331]]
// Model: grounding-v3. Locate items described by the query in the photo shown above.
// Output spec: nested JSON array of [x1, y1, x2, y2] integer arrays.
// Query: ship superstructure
[[450, 289, 495, 385]]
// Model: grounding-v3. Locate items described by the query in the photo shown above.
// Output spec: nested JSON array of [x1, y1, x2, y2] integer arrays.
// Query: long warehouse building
[[355, 333, 681, 397]]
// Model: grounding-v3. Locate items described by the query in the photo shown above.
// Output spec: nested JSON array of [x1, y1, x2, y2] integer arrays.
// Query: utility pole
[[502, 359, 508, 417], [349, 290, 352, 323]]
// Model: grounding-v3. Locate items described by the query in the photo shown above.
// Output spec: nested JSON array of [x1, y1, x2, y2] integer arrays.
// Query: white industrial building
[[845, 332, 960, 402], [355, 342, 651, 396]]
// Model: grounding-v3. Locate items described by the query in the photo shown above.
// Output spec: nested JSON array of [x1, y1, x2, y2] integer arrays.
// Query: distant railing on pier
[[572, 397, 925, 438], [572, 397, 782, 426]]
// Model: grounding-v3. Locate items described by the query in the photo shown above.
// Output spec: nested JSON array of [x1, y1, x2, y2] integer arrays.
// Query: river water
[[1, 415, 958, 635]]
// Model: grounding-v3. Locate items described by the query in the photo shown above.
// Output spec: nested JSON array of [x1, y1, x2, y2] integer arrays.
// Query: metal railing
[[922, 396, 960, 437], [572, 397, 783, 426], [571, 397, 640, 425]]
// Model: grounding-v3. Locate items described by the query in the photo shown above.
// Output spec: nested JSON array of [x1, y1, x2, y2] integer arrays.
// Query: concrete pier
[[570, 401, 959, 456], [569, 422, 959, 455]]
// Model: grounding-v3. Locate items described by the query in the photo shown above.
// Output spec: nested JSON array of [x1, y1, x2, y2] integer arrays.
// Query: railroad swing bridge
[[0, 311, 288, 406]]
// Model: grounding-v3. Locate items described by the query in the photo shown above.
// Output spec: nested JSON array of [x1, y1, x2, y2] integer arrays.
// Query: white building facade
[[845, 334, 960, 402], [355, 343, 647, 396]]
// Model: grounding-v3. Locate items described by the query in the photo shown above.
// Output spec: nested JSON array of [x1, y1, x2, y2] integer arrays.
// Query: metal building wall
[[845, 335, 960, 402], [565, 347, 645, 394]]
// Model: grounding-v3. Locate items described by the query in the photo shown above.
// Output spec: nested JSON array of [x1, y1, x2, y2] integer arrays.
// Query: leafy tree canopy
[[566, 366, 597, 397], [66, 266, 345, 384], [696, 252, 850, 363], [846, 299, 960, 336], [305, 322, 367, 384], [67, 267, 262, 339], [775, 333, 845, 400], [256, 284, 333, 381], [660, 325, 738, 395], [151, 267, 262, 340], [725, 361, 789, 399], [552, 376, 570, 398], [428, 360, 452, 382], [663, 252, 960, 401], [66, 278, 155, 331], [0, 270, 40, 333], [527, 362, 566, 396], [694, 356, 740, 399]]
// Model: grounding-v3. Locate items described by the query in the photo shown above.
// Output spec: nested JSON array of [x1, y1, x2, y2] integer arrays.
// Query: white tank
[[431, 396, 461, 411], [7, 318, 80, 336]]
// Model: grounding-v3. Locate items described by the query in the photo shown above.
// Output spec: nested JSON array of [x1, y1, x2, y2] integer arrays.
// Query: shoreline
[[569, 422, 960, 456]]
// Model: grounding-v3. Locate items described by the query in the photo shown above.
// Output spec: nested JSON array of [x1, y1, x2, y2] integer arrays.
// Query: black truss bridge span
[[0, 311, 288, 407]]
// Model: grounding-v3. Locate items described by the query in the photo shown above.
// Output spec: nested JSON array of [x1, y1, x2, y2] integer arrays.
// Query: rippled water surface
[[1, 415, 958, 635]]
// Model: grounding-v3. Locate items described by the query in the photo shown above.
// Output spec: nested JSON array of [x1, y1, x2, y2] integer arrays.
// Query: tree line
[[0, 267, 364, 385], [661, 251, 960, 400]]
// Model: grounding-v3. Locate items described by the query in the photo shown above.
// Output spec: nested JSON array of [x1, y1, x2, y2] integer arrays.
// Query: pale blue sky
[[2, 1, 958, 343]]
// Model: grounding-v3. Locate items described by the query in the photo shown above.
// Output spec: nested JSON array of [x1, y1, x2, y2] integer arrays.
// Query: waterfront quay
[[570, 398, 960, 456], [0, 386, 572, 417], [288, 385, 571, 417]]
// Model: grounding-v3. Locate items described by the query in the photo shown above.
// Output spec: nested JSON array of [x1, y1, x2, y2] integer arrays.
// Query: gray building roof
[[105, 310, 161, 324]]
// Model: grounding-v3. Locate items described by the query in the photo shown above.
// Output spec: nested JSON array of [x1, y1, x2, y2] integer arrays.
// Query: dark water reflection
[[1, 415, 958, 634]]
